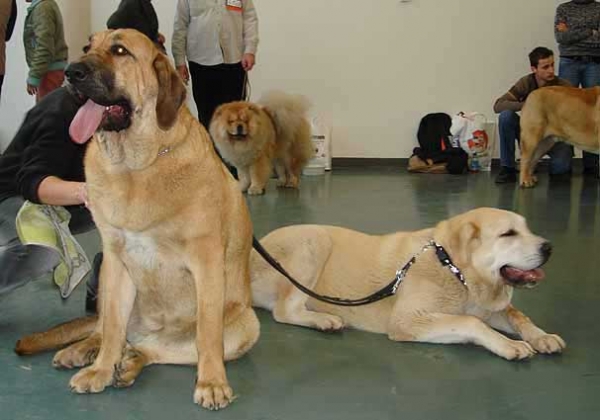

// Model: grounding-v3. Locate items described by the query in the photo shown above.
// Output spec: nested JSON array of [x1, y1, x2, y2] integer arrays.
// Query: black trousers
[[188, 61, 246, 128], [0, 75, 4, 100]]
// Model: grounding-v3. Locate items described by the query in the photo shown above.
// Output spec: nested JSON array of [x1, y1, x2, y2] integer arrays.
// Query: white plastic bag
[[450, 112, 492, 172]]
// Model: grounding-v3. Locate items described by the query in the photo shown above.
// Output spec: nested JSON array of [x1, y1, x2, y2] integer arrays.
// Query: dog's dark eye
[[110, 45, 130, 56], [82, 45, 90, 54], [500, 229, 518, 237]]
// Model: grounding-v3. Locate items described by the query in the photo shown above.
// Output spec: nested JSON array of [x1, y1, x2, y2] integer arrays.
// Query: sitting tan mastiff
[[251, 208, 566, 360], [14, 29, 259, 411], [520, 86, 600, 187]]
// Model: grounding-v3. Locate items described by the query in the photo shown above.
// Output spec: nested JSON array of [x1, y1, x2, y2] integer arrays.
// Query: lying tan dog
[[14, 30, 259, 411], [520, 86, 600, 187], [209, 91, 313, 195], [251, 208, 565, 360]]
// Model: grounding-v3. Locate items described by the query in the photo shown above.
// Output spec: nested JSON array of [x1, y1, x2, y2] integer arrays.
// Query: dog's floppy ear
[[435, 219, 480, 267], [153, 53, 186, 130]]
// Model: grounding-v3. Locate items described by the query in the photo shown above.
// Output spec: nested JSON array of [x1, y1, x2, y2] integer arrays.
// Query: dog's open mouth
[[69, 98, 132, 144], [500, 265, 545, 288]]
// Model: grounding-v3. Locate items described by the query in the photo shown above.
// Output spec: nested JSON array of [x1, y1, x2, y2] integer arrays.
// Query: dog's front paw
[[69, 366, 114, 393], [520, 176, 538, 188], [194, 380, 235, 410], [247, 186, 265, 195], [498, 339, 536, 360], [529, 334, 566, 354], [313, 314, 344, 332]]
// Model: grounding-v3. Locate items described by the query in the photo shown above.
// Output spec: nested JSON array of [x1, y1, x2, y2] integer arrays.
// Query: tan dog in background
[[15, 30, 259, 411], [520, 86, 600, 187], [210, 91, 314, 195], [251, 208, 566, 360]]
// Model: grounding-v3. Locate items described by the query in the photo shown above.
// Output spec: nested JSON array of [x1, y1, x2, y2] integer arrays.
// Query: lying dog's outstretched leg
[[69, 251, 136, 394], [487, 305, 566, 354], [389, 313, 536, 360]]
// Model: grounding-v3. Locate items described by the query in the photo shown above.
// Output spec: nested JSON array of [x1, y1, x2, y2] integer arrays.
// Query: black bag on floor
[[412, 113, 468, 175]]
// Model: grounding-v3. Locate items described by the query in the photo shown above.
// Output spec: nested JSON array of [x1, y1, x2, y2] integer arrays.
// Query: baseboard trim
[[331, 157, 585, 169]]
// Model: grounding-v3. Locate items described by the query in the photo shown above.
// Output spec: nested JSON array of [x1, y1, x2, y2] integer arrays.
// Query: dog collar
[[391, 240, 468, 295]]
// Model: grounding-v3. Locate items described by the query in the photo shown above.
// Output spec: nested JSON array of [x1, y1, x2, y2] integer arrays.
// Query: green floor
[[1, 167, 599, 420]]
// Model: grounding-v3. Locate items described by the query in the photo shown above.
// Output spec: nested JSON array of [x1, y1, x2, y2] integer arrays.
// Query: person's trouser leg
[[0, 74, 4, 101], [498, 110, 520, 169], [0, 197, 59, 296], [188, 61, 213, 128], [547, 141, 574, 175]]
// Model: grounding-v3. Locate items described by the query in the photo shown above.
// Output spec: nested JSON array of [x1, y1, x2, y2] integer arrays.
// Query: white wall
[[0, 0, 90, 149], [4, 0, 561, 158]]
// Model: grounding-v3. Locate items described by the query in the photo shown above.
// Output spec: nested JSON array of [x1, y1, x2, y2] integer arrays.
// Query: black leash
[[252, 237, 467, 307]]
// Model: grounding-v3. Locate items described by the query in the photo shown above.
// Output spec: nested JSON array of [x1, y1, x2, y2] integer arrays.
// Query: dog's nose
[[540, 241, 553, 259], [236, 125, 244, 136], [65, 62, 90, 83]]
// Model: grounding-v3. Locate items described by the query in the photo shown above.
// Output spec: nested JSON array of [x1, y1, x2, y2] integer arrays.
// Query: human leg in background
[[559, 57, 600, 175], [495, 110, 520, 183], [547, 142, 574, 176]]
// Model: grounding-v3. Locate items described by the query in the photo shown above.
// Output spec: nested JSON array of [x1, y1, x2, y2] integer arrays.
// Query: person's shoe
[[86, 252, 103, 314], [495, 167, 517, 183], [582, 166, 600, 178]]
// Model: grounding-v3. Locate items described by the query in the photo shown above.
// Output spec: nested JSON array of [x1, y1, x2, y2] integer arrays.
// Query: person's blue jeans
[[498, 110, 572, 174], [559, 57, 600, 171]]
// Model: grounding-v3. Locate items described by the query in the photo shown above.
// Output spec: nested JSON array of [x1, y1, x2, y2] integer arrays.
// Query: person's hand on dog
[[242, 53, 255, 72], [556, 22, 568, 32]]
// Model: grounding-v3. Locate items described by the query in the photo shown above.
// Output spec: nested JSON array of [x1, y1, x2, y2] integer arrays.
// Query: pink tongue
[[504, 267, 545, 282], [69, 99, 105, 144]]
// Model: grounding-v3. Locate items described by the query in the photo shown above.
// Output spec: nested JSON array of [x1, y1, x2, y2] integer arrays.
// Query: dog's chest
[[122, 230, 160, 270]]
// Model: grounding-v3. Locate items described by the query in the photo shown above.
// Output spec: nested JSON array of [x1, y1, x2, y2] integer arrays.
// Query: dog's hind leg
[[268, 231, 344, 331], [520, 126, 551, 188], [52, 332, 102, 369]]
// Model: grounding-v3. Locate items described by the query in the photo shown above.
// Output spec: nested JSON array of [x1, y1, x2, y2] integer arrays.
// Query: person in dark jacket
[[0, 86, 94, 296]]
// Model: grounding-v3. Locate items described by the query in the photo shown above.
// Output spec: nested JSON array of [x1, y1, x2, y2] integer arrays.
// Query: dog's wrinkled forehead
[[86, 29, 155, 61]]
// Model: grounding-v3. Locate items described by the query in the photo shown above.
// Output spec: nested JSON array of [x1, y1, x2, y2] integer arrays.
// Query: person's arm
[[37, 177, 86, 206], [494, 92, 523, 113], [241, 0, 258, 71], [5, 0, 17, 41], [27, 3, 57, 87], [554, 5, 594, 46], [15, 110, 86, 205], [493, 81, 526, 114], [172, 0, 190, 67]]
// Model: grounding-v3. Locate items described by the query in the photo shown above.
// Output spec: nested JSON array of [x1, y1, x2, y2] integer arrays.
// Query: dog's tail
[[14, 315, 98, 355], [258, 91, 314, 165]]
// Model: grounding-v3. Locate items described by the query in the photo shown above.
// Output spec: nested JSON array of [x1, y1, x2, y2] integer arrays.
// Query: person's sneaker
[[86, 252, 103, 314], [582, 166, 600, 178], [495, 167, 517, 183]]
